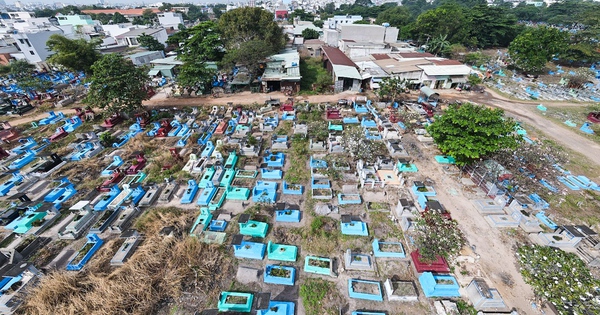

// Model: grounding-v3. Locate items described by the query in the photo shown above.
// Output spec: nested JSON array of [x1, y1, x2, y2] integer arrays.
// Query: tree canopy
[[84, 54, 150, 115], [137, 33, 165, 51], [508, 26, 568, 73], [166, 21, 222, 92], [46, 34, 101, 75], [427, 103, 519, 166], [302, 28, 320, 40], [518, 245, 600, 314], [218, 8, 286, 73]]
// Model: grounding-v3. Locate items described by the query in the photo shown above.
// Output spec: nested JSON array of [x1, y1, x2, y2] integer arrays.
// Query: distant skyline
[[4, 0, 240, 7]]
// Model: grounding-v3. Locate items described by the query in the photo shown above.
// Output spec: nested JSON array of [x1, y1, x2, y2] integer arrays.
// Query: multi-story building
[[157, 11, 183, 28], [55, 13, 95, 26], [326, 15, 363, 30]]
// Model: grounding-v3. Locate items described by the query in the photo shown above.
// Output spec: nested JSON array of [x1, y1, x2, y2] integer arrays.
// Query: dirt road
[[414, 151, 535, 313]]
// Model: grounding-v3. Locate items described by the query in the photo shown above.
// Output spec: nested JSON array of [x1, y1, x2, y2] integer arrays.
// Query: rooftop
[[417, 64, 473, 76], [116, 27, 165, 38], [82, 8, 160, 16], [322, 46, 358, 67]]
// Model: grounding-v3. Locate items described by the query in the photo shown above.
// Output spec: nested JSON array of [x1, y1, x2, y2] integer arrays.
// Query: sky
[[4, 0, 237, 6]]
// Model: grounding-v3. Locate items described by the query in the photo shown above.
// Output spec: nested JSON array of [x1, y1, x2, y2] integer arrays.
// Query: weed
[[299, 279, 335, 315]]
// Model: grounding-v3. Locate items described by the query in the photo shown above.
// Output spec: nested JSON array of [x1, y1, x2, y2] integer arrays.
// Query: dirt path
[[414, 143, 536, 313], [143, 89, 361, 107], [441, 89, 600, 168]]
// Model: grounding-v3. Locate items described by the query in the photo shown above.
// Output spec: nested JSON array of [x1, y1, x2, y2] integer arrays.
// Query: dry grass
[[20, 207, 234, 315]]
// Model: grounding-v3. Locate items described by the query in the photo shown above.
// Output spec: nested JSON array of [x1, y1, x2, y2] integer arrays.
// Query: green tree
[[289, 9, 314, 21], [376, 6, 412, 27], [353, 20, 370, 24], [133, 8, 157, 25], [84, 54, 150, 115], [426, 34, 451, 56], [167, 21, 224, 62], [413, 3, 473, 46], [517, 245, 600, 314], [138, 33, 164, 51], [414, 211, 465, 263], [377, 77, 407, 101], [508, 26, 568, 73], [302, 28, 320, 40], [221, 40, 274, 76], [112, 12, 129, 24], [313, 20, 324, 28], [218, 7, 286, 53], [167, 21, 222, 94], [427, 103, 519, 166], [46, 34, 101, 74], [468, 5, 520, 48]]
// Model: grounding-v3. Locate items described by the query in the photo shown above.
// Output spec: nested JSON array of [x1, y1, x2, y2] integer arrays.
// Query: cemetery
[[3, 85, 600, 315]]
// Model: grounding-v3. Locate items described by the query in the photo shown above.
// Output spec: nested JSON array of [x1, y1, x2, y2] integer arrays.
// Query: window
[[29, 51, 35, 55], [18, 39, 24, 44], [58, 17, 67, 20], [24, 39, 31, 47]]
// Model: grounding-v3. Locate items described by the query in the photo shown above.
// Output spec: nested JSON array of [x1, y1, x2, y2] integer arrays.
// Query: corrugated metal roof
[[398, 52, 434, 58], [373, 58, 433, 75], [372, 54, 391, 60], [322, 46, 357, 67], [332, 64, 362, 80], [417, 65, 473, 76]]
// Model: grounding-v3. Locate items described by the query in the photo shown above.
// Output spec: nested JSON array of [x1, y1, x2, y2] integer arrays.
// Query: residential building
[[275, 2, 288, 19], [299, 39, 324, 58], [55, 13, 95, 26], [323, 24, 399, 57], [12, 29, 63, 64], [157, 12, 183, 28], [326, 15, 363, 29], [115, 27, 167, 47], [101, 23, 135, 38], [261, 49, 302, 93], [0, 11, 35, 21], [81, 8, 160, 18], [322, 46, 362, 92], [127, 50, 165, 66]]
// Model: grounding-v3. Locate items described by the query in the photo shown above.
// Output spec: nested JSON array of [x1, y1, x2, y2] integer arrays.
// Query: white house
[[115, 27, 167, 47], [12, 29, 63, 64], [326, 15, 363, 29], [157, 11, 183, 28]]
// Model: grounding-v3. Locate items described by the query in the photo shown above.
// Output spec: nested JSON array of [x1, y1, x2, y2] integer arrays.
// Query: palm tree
[[426, 35, 451, 57]]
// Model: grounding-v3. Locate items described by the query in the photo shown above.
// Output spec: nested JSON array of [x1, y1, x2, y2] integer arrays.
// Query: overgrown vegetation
[[21, 207, 234, 315], [300, 278, 339, 315], [299, 58, 333, 94], [517, 245, 600, 314]]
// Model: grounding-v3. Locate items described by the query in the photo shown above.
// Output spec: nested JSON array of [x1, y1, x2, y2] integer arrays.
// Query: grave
[[465, 278, 509, 312], [472, 199, 505, 214], [282, 181, 304, 195], [384, 278, 418, 302], [190, 208, 213, 237], [263, 265, 296, 285], [231, 234, 266, 260], [418, 272, 460, 298], [341, 215, 369, 236], [217, 292, 254, 313], [348, 279, 383, 301], [372, 239, 405, 258], [256, 301, 295, 315], [485, 214, 520, 228], [108, 205, 140, 234], [266, 241, 297, 262], [304, 256, 334, 276], [110, 230, 143, 266], [410, 251, 450, 273], [344, 249, 375, 271], [66, 233, 104, 271], [238, 215, 269, 238]]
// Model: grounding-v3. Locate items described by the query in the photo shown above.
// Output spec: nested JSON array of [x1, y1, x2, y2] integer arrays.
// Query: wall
[[13, 30, 62, 63], [340, 25, 385, 43], [322, 29, 339, 47]]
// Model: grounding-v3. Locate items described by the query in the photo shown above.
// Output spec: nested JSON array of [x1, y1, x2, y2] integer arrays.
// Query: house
[[148, 55, 184, 78], [299, 39, 324, 58], [417, 62, 473, 89], [355, 60, 389, 89], [127, 51, 165, 66], [323, 24, 398, 57], [55, 13, 95, 26], [82, 8, 161, 19], [326, 15, 363, 30], [12, 29, 64, 64], [157, 12, 183, 28], [322, 46, 362, 92], [115, 27, 167, 47], [261, 49, 301, 93]]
